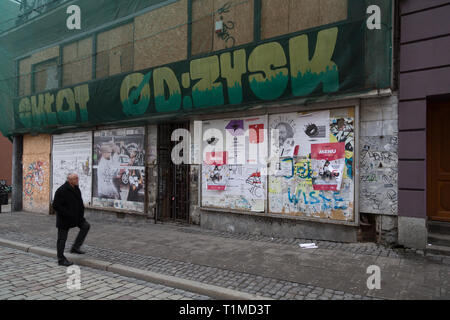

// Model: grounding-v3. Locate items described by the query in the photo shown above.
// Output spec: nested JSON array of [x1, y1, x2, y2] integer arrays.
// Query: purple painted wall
[[399, 1, 450, 218]]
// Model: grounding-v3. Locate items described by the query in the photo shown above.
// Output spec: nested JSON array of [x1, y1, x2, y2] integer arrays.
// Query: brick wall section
[[399, 1, 450, 219]]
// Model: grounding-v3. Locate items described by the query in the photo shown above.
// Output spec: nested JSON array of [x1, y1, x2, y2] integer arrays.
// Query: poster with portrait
[[311, 142, 346, 191], [269, 113, 298, 158], [92, 127, 145, 212], [52, 132, 92, 205]]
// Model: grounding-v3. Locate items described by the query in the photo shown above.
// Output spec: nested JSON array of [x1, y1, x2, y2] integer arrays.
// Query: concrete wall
[[201, 210, 358, 242], [359, 95, 398, 244], [146, 125, 158, 219], [22, 134, 51, 214], [398, 0, 450, 249]]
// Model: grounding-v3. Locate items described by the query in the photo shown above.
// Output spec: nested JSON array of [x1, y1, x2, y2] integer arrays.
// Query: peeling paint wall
[[359, 95, 399, 216], [22, 134, 51, 214]]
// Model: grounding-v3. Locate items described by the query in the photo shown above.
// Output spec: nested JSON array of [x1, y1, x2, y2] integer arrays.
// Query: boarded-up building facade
[[1, 0, 403, 244]]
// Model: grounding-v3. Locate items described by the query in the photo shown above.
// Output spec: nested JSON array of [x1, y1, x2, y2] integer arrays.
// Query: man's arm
[[52, 188, 67, 215]]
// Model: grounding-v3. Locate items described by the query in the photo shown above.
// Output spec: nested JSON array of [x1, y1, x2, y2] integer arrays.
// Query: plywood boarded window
[[62, 37, 93, 87], [191, 0, 254, 56], [261, 0, 348, 40], [33, 59, 58, 94], [134, 0, 188, 70], [19, 58, 32, 97], [96, 23, 134, 78], [18, 46, 59, 96]]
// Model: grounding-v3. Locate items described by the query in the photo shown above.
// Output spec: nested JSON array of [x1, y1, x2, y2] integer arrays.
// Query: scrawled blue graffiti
[[287, 188, 348, 211]]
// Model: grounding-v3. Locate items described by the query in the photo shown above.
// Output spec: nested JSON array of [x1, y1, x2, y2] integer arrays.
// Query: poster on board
[[52, 132, 92, 205], [92, 127, 145, 212], [311, 142, 345, 191], [201, 116, 268, 212]]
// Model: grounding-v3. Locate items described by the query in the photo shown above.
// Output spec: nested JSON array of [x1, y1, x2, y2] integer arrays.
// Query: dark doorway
[[157, 122, 190, 223], [427, 100, 450, 222]]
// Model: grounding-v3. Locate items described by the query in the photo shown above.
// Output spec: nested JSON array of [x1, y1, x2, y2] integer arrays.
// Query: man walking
[[52, 173, 90, 266]]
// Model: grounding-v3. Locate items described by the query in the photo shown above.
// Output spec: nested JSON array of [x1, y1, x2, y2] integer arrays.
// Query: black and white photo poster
[[52, 131, 92, 205], [92, 127, 145, 212]]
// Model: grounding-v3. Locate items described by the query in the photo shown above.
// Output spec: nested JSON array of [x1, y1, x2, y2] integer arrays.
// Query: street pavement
[[0, 211, 449, 300], [0, 246, 210, 300]]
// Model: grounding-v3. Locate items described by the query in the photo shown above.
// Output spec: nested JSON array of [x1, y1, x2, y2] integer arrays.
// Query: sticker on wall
[[311, 142, 345, 191]]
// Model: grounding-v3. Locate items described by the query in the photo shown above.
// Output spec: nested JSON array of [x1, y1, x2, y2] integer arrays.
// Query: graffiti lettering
[[19, 84, 89, 128]]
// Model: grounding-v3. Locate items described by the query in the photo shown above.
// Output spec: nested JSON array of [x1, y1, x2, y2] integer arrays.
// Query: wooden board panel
[[191, 0, 214, 56], [22, 134, 51, 214], [261, 0, 289, 39], [97, 24, 133, 76], [212, 0, 254, 51], [134, 0, 188, 70]]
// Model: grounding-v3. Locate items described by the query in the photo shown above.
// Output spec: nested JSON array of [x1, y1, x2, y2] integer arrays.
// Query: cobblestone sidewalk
[[0, 212, 449, 300], [0, 246, 210, 300]]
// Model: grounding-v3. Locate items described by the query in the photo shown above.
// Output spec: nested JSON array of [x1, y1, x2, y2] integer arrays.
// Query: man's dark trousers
[[57, 221, 90, 261]]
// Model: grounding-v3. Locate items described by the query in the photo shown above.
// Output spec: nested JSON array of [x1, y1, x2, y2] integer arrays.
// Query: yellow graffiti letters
[[220, 49, 246, 104], [56, 89, 77, 124], [120, 72, 151, 116], [190, 55, 224, 108], [74, 85, 89, 122], [289, 27, 339, 96], [153, 67, 181, 113], [248, 42, 289, 100]]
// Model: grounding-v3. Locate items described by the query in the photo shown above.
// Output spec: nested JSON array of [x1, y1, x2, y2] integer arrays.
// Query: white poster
[[201, 116, 268, 212], [52, 131, 92, 205], [295, 110, 330, 157]]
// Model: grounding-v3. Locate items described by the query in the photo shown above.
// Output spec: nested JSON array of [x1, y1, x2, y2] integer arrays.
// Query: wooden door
[[428, 100, 450, 222]]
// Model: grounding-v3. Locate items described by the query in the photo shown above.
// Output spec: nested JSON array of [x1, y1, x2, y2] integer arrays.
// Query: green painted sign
[[14, 18, 386, 134]]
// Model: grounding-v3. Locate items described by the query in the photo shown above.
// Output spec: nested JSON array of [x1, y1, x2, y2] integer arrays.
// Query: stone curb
[[0, 238, 271, 300]]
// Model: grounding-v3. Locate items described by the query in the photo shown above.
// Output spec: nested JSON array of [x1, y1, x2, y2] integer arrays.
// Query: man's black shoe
[[70, 247, 85, 254], [58, 259, 73, 267]]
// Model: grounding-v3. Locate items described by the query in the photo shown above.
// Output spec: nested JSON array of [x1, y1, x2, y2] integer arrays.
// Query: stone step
[[428, 233, 450, 247], [425, 243, 450, 257], [427, 221, 450, 235]]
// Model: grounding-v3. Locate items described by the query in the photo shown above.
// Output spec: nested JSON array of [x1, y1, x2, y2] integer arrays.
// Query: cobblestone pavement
[[0, 246, 210, 300], [0, 212, 449, 300]]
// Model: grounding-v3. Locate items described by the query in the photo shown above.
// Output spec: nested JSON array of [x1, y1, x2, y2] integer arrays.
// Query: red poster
[[311, 143, 346, 191], [204, 151, 228, 165], [249, 124, 264, 144]]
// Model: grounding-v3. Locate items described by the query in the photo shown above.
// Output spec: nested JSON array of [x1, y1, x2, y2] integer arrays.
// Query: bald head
[[67, 173, 79, 187]]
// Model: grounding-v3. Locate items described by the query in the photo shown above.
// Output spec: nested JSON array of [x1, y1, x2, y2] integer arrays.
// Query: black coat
[[52, 181, 85, 229]]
